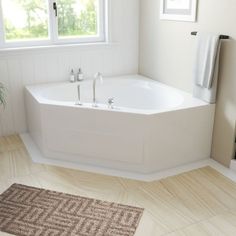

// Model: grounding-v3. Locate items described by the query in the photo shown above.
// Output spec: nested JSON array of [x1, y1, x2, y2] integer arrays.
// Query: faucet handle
[[108, 97, 114, 104], [108, 97, 114, 108]]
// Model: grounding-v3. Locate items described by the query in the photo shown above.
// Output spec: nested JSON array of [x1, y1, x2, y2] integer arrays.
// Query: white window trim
[[0, 0, 6, 46], [0, 0, 106, 49]]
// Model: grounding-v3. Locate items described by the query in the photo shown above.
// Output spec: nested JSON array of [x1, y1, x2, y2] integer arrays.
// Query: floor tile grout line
[[160, 208, 236, 236]]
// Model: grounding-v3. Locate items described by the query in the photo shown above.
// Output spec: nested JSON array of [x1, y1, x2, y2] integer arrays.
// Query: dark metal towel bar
[[191, 31, 229, 39]]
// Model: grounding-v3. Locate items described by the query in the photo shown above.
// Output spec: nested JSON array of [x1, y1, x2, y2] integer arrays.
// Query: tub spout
[[93, 72, 103, 107], [75, 84, 82, 106]]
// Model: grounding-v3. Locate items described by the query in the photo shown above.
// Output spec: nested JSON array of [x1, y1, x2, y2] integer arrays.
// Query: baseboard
[[20, 133, 236, 182]]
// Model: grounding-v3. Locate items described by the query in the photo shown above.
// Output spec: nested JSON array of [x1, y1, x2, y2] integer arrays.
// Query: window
[[0, 0, 105, 48]]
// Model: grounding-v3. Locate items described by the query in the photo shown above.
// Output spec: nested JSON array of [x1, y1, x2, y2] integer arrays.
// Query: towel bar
[[191, 31, 229, 39]]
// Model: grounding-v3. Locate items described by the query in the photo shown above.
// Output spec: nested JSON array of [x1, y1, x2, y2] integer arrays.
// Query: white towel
[[193, 32, 221, 89]]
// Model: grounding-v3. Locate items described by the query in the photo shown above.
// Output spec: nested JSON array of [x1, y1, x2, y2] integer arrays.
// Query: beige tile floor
[[1, 135, 236, 235]]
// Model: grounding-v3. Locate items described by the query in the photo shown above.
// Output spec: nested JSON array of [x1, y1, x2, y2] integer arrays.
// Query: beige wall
[[139, 0, 236, 166]]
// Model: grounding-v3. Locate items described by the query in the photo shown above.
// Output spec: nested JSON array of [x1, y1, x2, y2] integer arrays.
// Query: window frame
[[0, 0, 106, 49]]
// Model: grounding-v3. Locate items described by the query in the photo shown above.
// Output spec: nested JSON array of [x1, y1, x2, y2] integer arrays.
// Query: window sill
[[0, 41, 119, 56]]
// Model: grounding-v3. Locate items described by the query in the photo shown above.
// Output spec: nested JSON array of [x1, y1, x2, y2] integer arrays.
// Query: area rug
[[0, 184, 143, 236]]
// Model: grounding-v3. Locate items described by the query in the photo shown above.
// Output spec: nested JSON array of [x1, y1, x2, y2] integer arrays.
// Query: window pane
[[57, 0, 98, 38], [2, 0, 49, 41]]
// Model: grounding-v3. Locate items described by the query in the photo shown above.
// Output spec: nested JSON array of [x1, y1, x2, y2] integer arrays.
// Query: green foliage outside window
[[58, 0, 97, 37], [5, 0, 49, 40], [4, 0, 97, 41]]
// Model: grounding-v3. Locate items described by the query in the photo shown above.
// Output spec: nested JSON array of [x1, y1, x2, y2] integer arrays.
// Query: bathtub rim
[[25, 74, 210, 115]]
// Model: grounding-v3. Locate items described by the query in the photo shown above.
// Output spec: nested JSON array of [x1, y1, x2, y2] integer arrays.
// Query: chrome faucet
[[93, 72, 103, 107], [75, 84, 82, 106]]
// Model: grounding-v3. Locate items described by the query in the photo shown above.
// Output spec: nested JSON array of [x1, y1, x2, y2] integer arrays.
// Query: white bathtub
[[24, 75, 215, 180]]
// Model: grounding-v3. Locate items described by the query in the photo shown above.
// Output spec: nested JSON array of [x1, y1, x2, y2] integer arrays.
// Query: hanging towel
[[193, 32, 223, 104], [193, 32, 221, 89]]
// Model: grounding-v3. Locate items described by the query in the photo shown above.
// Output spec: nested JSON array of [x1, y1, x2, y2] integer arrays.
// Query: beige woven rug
[[0, 184, 143, 236]]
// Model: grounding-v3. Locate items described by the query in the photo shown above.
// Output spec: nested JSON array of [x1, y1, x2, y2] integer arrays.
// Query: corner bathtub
[[24, 75, 215, 180]]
